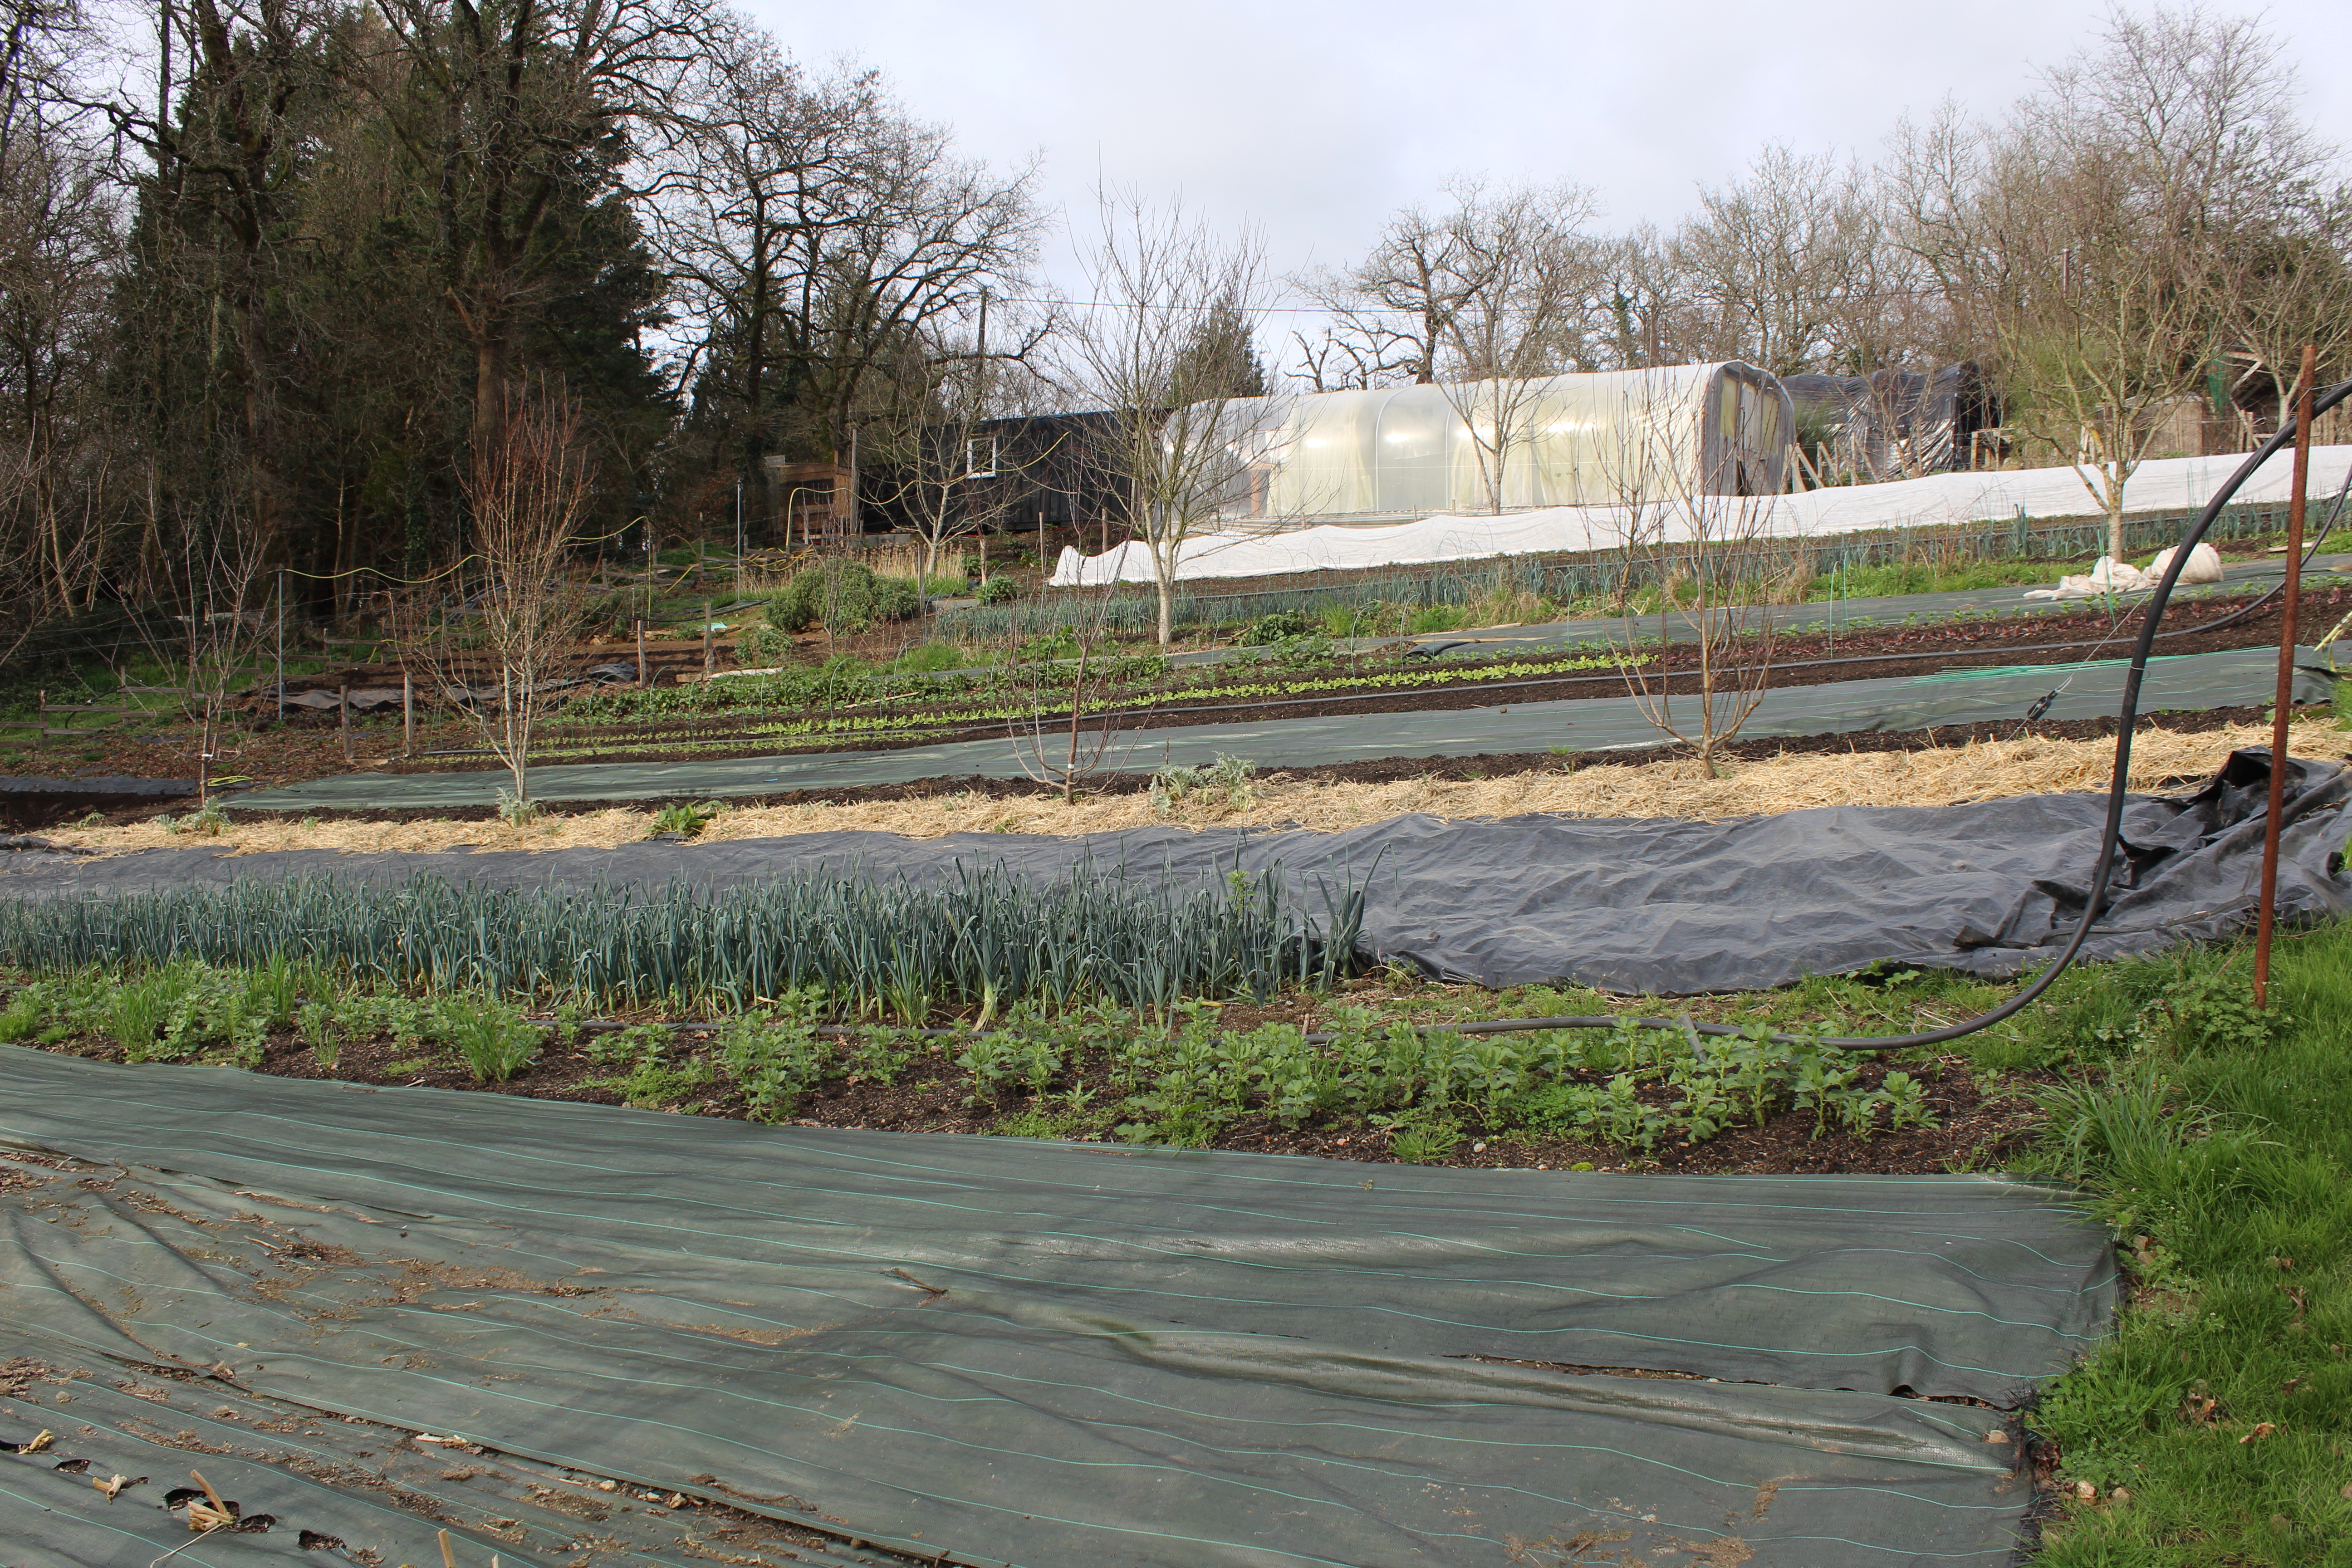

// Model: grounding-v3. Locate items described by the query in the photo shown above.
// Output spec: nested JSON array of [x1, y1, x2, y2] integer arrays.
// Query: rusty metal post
[[339, 683, 353, 763], [2254, 344, 2318, 1007], [635, 617, 648, 686], [703, 599, 714, 677]]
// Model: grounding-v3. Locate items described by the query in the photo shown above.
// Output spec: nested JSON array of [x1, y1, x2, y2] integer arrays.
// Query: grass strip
[[2014, 923, 2352, 1563]]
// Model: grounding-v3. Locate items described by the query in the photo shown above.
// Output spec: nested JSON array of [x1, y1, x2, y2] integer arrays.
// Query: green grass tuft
[[2020, 922, 2352, 1562]]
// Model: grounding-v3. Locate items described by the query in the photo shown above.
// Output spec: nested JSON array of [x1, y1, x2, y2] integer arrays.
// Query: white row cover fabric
[[1051, 445, 2352, 587], [1204, 364, 1791, 526], [2023, 543, 2226, 600]]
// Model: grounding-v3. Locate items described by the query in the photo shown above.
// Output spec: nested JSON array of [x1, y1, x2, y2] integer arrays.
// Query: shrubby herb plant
[[1150, 754, 1256, 814]]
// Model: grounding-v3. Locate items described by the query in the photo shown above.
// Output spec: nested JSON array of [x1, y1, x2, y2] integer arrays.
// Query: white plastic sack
[[2146, 542, 2226, 585], [2024, 556, 2149, 600], [2022, 542, 2225, 600]]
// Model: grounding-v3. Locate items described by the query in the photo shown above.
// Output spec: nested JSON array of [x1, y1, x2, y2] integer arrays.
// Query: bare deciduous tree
[[652, 27, 1042, 515], [1297, 178, 1625, 512], [1996, 157, 2207, 561], [651, 28, 873, 507], [127, 493, 273, 808], [406, 384, 599, 814], [2211, 181, 2352, 421], [1005, 588, 1127, 804], [1294, 189, 1475, 387], [1980, 9, 2313, 554], [870, 334, 1045, 586], [368, 0, 708, 457], [1601, 382, 1786, 775], [1070, 192, 1270, 648], [1886, 6, 2342, 514], [1431, 182, 1605, 513], [0, 0, 113, 642], [1672, 144, 1897, 378], [1296, 178, 1608, 513]]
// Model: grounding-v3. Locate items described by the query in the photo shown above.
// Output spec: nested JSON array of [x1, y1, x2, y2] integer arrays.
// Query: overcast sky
[[740, 0, 2352, 326]]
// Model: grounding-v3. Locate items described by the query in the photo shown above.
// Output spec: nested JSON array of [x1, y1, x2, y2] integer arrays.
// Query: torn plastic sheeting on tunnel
[[0, 1052, 2093, 1568]]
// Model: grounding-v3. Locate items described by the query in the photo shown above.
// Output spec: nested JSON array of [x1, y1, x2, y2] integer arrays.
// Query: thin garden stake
[[339, 683, 352, 762], [275, 568, 286, 725], [703, 599, 714, 676], [402, 671, 413, 757], [2254, 343, 2318, 1008]]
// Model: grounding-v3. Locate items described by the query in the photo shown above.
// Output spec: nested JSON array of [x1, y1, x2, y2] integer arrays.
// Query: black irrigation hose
[[144, 421, 2352, 1071], [531, 405, 2352, 1068], [1434, 377, 2352, 1057], [2146, 460, 2349, 638]]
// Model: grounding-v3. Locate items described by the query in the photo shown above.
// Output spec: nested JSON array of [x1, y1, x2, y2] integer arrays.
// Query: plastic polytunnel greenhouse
[[1202, 363, 1794, 529]]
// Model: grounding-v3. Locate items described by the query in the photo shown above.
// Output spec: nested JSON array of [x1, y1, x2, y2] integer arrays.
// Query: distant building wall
[[762, 461, 857, 547]]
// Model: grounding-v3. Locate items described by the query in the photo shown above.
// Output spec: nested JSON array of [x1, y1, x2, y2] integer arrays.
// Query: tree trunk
[[1696, 615, 1718, 777], [237, 276, 284, 549], [474, 329, 510, 470], [503, 665, 529, 811], [745, 228, 769, 522]]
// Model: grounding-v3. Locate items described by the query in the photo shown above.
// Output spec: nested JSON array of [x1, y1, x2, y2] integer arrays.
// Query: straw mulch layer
[[43, 714, 2344, 860]]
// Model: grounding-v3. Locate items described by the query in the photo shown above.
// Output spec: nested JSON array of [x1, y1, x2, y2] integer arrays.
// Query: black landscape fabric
[[0, 1049, 2109, 1567], [12, 748, 2350, 995]]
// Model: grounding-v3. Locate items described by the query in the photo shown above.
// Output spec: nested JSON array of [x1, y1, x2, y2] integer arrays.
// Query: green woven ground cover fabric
[[0, 1324, 917, 1568], [0, 1049, 2112, 1566]]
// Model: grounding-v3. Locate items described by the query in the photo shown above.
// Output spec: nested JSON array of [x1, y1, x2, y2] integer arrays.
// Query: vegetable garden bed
[[5, 908, 2349, 1561], [0, 949, 2054, 1178]]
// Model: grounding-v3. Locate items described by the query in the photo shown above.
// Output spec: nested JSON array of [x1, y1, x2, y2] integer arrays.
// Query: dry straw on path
[[50, 717, 2346, 860]]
